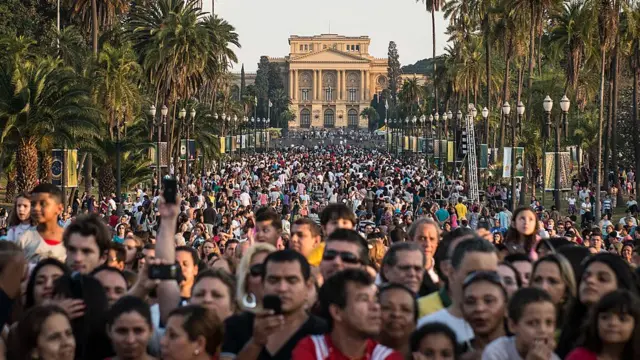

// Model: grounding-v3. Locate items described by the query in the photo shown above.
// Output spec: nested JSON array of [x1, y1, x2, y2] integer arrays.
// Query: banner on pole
[[503, 147, 512, 178], [544, 152, 572, 191], [447, 141, 454, 162], [514, 147, 525, 178], [66, 150, 78, 188], [479, 144, 488, 169], [219, 137, 226, 154], [179, 140, 196, 160], [52, 149, 63, 186]]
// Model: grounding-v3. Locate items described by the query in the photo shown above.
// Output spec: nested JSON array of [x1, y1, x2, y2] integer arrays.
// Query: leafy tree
[[254, 56, 270, 118], [387, 41, 402, 111], [240, 64, 246, 98], [360, 107, 380, 131]]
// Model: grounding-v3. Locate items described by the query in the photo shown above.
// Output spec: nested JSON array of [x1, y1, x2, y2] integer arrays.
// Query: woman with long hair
[[503, 207, 538, 259], [530, 254, 576, 333], [556, 253, 638, 358], [106, 296, 156, 360], [25, 258, 70, 310], [11, 305, 75, 360], [235, 243, 276, 311], [566, 290, 640, 360], [6, 193, 33, 242]]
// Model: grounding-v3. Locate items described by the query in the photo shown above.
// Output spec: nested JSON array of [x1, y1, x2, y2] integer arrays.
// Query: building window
[[356, 45, 360, 51], [323, 45, 327, 49], [348, 89, 357, 102], [324, 109, 335, 128], [348, 109, 359, 129], [300, 109, 311, 128], [299, 44, 303, 51], [301, 89, 310, 101], [325, 88, 333, 101], [304, 44, 308, 51]]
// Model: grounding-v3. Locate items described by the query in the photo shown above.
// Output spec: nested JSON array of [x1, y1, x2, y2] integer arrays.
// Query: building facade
[[267, 34, 392, 129], [232, 34, 427, 129]]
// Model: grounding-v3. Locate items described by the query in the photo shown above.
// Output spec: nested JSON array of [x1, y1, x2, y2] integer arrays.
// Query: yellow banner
[[447, 141, 454, 162], [219, 137, 226, 154], [66, 150, 77, 188]]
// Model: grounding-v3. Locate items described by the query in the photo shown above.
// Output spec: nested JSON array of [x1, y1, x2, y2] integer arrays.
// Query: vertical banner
[[479, 144, 488, 169], [231, 136, 237, 152], [514, 147, 525, 178], [447, 141, 454, 162], [434, 140, 440, 159], [225, 136, 231, 153], [403, 136, 408, 150], [219, 137, 226, 154], [180, 140, 187, 160], [503, 147, 512, 178], [545, 152, 573, 191], [66, 150, 78, 188], [440, 140, 447, 159], [426, 138, 434, 155], [51, 149, 63, 186]]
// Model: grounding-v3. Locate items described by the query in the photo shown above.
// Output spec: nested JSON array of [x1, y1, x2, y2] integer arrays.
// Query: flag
[[385, 99, 389, 110], [268, 100, 272, 108]]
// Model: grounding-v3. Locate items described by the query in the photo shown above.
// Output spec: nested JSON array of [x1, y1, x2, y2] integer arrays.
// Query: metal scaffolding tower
[[466, 114, 479, 203]]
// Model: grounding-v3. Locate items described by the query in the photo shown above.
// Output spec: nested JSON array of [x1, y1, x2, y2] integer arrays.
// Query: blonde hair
[[235, 242, 276, 310], [532, 253, 577, 324]]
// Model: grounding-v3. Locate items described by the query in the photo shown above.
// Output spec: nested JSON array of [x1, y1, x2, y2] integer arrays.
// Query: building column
[[318, 69, 323, 101], [289, 70, 294, 99], [312, 70, 317, 101], [360, 70, 365, 101], [294, 69, 298, 100], [342, 70, 347, 101], [336, 70, 341, 100]]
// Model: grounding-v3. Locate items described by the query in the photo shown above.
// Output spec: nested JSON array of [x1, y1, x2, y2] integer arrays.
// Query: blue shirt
[[435, 208, 449, 222]]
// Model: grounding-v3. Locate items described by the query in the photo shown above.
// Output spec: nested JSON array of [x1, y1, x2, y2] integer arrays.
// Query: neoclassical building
[[267, 34, 394, 129]]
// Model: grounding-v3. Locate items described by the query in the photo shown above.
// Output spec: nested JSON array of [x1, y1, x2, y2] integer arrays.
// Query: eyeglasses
[[322, 249, 360, 264], [249, 263, 264, 277]]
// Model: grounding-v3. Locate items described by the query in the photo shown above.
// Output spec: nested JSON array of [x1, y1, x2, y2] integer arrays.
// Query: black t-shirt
[[221, 311, 327, 360]]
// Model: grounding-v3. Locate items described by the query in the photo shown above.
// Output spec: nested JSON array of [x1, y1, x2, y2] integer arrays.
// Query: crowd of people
[[0, 140, 638, 360]]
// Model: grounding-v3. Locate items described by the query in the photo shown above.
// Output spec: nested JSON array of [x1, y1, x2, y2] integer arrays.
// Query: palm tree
[[0, 56, 100, 193], [269, 88, 291, 128], [417, 0, 445, 110], [93, 43, 142, 139], [360, 107, 380, 130], [128, 0, 216, 165], [595, 0, 618, 218]]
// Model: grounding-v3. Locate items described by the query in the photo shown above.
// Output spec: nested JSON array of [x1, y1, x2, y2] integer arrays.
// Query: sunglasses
[[462, 271, 504, 289], [249, 263, 264, 277], [322, 249, 360, 264]]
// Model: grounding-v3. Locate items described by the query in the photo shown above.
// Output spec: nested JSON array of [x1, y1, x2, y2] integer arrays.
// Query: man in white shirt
[[417, 238, 498, 346], [239, 190, 252, 208]]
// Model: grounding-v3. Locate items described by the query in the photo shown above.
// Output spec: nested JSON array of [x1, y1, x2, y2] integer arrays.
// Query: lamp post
[[189, 108, 196, 175], [542, 95, 554, 208], [385, 118, 389, 153], [454, 110, 462, 178], [516, 101, 525, 206], [554, 95, 570, 211], [179, 108, 187, 179], [502, 101, 514, 209], [482, 107, 489, 145], [115, 110, 123, 215]]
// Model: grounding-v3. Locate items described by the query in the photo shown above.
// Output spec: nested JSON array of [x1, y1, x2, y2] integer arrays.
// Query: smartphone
[[148, 264, 179, 280], [163, 178, 178, 204], [262, 295, 282, 314]]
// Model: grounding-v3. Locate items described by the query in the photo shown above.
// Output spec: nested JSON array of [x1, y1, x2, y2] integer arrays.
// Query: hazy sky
[[206, 0, 450, 73]]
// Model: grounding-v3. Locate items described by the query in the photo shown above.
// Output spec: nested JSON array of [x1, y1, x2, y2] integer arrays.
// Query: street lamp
[[549, 95, 571, 211], [542, 95, 553, 207], [482, 107, 489, 145]]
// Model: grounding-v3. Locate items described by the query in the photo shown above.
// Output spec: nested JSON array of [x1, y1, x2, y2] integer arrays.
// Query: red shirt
[[292, 334, 403, 360], [565, 347, 598, 360]]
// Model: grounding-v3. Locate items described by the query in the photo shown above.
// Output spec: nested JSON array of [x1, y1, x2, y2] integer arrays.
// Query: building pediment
[[291, 49, 370, 63]]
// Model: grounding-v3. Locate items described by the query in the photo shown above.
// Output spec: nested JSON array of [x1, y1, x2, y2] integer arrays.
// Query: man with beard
[[293, 269, 403, 359]]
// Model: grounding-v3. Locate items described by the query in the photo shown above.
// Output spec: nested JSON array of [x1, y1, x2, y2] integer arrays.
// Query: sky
[[206, 0, 450, 73]]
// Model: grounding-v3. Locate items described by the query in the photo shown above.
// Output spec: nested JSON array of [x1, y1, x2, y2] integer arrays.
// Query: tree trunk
[[500, 44, 512, 161], [526, 4, 536, 134], [85, 155, 93, 194], [484, 16, 491, 144], [611, 35, 623, 206], [39, 151, 53, 184], [603, 62, 613, 192], [16, 139, 39, 194], [432, 3, 438, 112], [88, 0, 96, 196], [97, 164, 116, 201], [595, 47, 607, 218], [5, 171, 16, 202], [634, 42, 640, 200]]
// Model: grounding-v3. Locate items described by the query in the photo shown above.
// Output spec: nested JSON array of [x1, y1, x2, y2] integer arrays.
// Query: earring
[[242, 293, 257, 309], [194, 349, 200, 355]]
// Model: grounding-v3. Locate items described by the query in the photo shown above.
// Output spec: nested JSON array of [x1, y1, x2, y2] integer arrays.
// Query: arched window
[[300, 109, 311, 128], [347, 109, 359, 129], [324, 109, 335, 128]]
